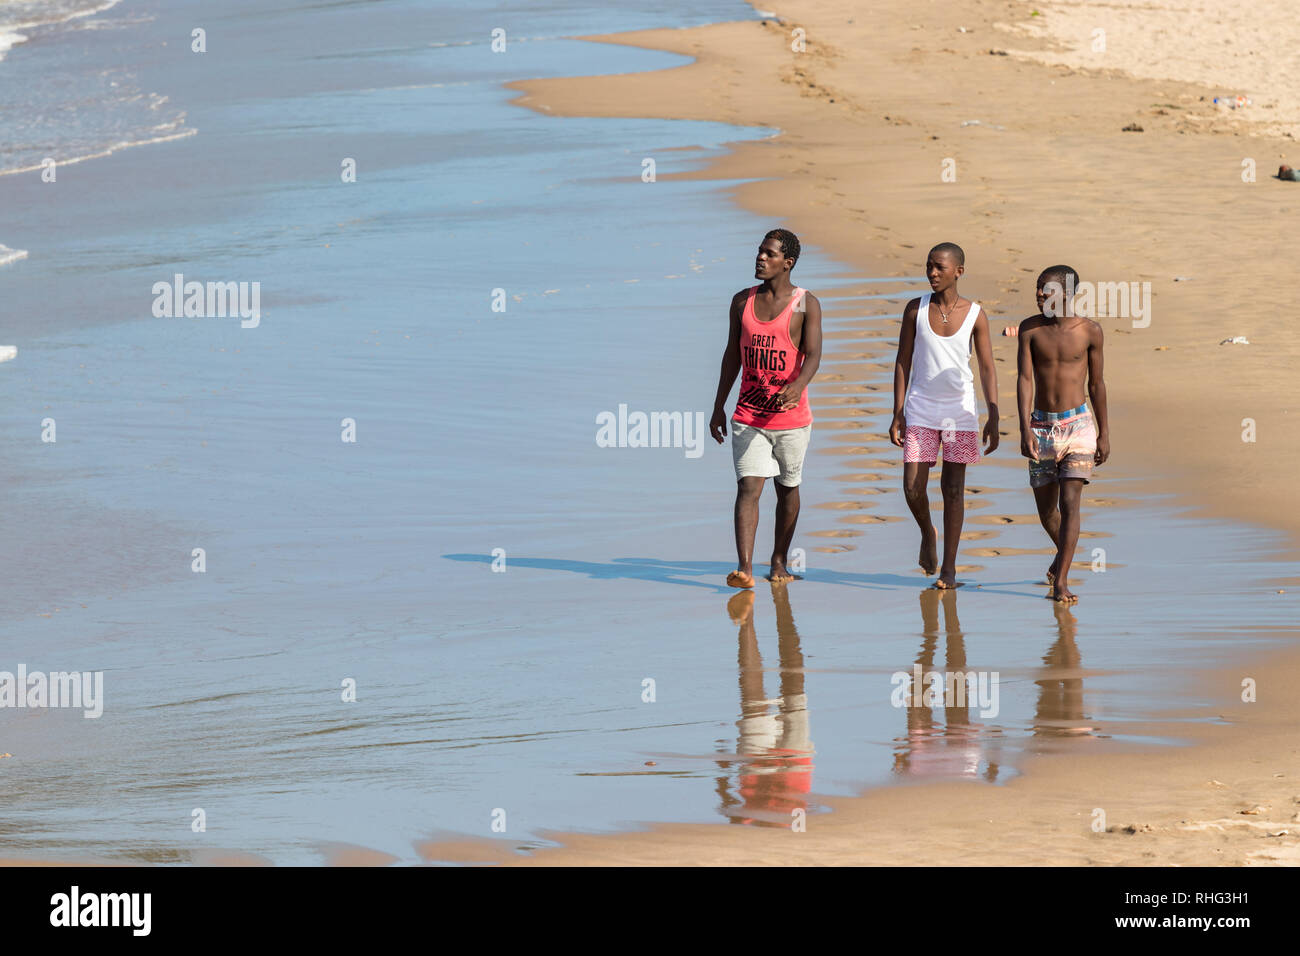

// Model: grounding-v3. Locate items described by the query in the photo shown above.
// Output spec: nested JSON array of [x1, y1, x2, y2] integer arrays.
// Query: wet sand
[[495, 0, 1300, 865], [2, 0, 1296, 868], [491, 642, 1300, 867], [507, 0, 1300, 547]]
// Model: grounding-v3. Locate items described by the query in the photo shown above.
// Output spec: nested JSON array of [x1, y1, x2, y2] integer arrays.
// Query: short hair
[[928, 242, 965, 267], [764, 228, 801, 267], [1038, 264, 1080, 290]]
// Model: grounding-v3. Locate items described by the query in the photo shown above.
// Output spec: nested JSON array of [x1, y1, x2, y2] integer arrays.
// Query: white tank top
[[903, 293, 980, 432]]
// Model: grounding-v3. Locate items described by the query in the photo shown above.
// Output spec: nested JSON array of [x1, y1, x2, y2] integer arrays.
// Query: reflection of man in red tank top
[[722, 588, 815, 827], [709, 230, 823, 589]]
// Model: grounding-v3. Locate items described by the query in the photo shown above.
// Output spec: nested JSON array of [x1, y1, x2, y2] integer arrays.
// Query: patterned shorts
[[1028, 405, 1097, 487], [904, 425, 980, 465]]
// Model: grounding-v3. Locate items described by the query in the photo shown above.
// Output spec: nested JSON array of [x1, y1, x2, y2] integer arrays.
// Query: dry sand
[[1000, 0, 1300, 138], [491, 0, 1300, 865]]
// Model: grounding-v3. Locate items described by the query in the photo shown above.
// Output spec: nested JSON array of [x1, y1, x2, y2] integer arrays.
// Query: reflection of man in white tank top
[[889, 243, 1001, 589]]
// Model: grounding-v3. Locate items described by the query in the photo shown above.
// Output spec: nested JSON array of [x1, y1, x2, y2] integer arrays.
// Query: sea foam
[[0, 244, 29, 266]]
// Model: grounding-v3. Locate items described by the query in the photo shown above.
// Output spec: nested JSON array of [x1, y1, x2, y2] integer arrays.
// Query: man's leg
[[903, 461, 937, 575], [770, 480, 800, 582], [903, 426, 940, 575], [729, 476, 765, 588], [1050, 478, 1085, 604], [936, 461, 966, 588], [904, 463, 935, 574], [769, 425, 810, 583], [1033, 481, 1062, 584]]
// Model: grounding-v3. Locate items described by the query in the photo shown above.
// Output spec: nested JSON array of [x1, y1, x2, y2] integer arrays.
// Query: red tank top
[[732, 285, 813, 429]]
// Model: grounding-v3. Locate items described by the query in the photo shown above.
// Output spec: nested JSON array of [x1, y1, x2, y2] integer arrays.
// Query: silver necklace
[[937, 295, 962, 324]]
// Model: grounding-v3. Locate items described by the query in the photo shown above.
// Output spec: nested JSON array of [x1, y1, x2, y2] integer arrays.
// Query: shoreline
[[493, 0, 1300, 865], [505, 2, 1300, 557]]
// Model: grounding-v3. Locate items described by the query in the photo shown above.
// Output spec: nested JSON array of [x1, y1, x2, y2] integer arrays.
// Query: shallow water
[[0, 0, 1294, 864]]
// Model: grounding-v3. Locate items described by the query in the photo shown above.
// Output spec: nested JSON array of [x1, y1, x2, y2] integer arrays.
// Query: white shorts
[[731, 422, 812, 486]]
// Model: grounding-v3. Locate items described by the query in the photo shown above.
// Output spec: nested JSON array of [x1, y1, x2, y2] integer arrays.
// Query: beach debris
[[1213, 95, 1252, 109], [1219, 336, 1250, 345], [1113, 823, 1154, 834], [644, 761, 657, 767], [1002, 325, 1018, 337], [1268, 830, 1290, 838], [961, 119, 1006, 130], [1239, 805, 1268, 815], [1122, 123, 1144, 132], [0, 345, 15, 363], [1173, 276, 1193, 281], [1153, 345, 1169, 351], [958, 27, 971, 33], [988, 49, 1008, 56]]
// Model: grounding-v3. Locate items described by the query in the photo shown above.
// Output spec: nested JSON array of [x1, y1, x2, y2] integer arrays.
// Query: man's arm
[[889, 299, 919, 447], [1016, 320, 1036, 459], [971, 309, 1000, 453], [710, 292, 745, 444], [774, 292, 822, 410], [1087, 321, 1110, 464]]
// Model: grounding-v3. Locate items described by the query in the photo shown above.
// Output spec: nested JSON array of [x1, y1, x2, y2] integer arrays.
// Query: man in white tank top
[[889, 243, 1001, 588]]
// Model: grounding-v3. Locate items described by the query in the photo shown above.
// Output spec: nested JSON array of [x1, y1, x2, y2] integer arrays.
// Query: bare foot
[[1049, 582, 1078, 604], [768, 559, 799, 583], [727, 590, 755, 624], [1045, 558, 1060, 586], [726, 570, 755, 589], [934, 567, 960, 589], [918, 526, 938, 575]]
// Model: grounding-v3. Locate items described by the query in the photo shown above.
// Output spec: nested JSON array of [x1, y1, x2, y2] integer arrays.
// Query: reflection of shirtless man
[[1016, 265, 1110, 604]]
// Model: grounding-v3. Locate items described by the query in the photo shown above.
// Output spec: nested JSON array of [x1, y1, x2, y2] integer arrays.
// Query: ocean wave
[[0, 243, 29, 266], [0, 124, 198, 178], [0, 29, 27, 60], [0, 2, 192, 177], [0, 0, 124, 58], [0, 0, 121, 33]]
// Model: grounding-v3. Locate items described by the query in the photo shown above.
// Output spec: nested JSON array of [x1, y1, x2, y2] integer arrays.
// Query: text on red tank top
[[734, 286, 812, 428]]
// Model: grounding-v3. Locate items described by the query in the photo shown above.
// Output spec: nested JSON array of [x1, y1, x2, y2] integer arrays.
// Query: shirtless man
[[710, 229, 823, 588], [1016, 265, 1111, 604]]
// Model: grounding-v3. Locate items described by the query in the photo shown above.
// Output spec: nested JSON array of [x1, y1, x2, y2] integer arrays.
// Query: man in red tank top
[[710, 230, 823, 588]]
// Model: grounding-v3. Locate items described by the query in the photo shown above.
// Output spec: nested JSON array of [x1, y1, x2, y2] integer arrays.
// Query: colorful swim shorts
[[1028, 404, 1097, 487], [904, 425, 980, 465]]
